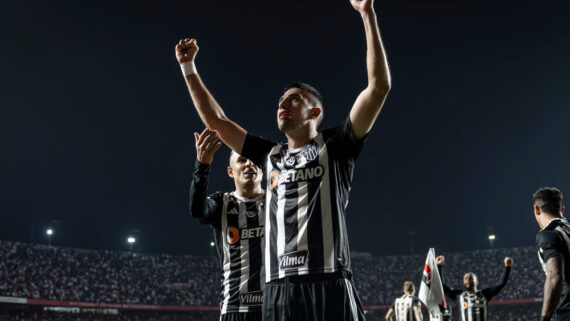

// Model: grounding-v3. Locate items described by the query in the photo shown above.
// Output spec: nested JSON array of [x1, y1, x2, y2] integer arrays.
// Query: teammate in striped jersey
[[435, 255, 512, 321], [175, 0, 390, 318], [189, 128, 265, 321], [533, 187, 569, 321], [384, 281, 423, 321]]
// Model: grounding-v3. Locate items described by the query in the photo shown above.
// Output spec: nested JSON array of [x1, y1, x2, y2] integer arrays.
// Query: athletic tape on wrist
[[180, 61, 197, 76]]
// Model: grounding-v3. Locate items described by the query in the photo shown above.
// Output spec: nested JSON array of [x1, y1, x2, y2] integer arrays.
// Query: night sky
[[1, 0, 569, 256]]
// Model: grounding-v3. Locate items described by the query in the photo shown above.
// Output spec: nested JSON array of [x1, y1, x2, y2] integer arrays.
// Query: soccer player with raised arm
[[176, 0, 390, 319], [189, 128, 265, 321], [435, 255, 512, 321], [534, 187, 569, 321]]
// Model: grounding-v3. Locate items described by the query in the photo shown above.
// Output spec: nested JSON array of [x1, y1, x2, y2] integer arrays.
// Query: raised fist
[[176, 38, 199, 64], [504, 257, 513, 267], [436, 255, 445, 265], [350, 0, 374, 14]]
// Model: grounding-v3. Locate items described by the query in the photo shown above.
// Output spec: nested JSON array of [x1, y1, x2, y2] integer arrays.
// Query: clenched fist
[[436, 255, 445, 265], [175, 38, 199, 64], [504, 257, 513, 267], [350, 0, 374, 14]]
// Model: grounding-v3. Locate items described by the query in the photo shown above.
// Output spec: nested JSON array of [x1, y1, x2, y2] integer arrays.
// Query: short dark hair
[[284, 82, 324, 126], [403, 281, 414, 293], [533, 187, 563, 215]]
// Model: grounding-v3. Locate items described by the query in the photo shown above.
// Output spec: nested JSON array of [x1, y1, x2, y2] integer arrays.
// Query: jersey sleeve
[[537, 229, 564, 264], [240, 133, 278, 170], [324, 116, 368, 161], [481, 266, 511, 300], [438, 264, 462, 301], [412, 296, 421, 308], [189, 160, 223, 228]]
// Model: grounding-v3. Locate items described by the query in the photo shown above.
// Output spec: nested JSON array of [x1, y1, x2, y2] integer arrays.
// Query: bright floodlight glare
[[127, 236, 136, 244], [46, 229, 53, 236], [210, 242, 215, 247], [488, 234, 496, 240]]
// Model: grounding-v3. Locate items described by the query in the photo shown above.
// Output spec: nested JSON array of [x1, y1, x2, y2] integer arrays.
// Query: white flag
[[418, 248, 447, 320]]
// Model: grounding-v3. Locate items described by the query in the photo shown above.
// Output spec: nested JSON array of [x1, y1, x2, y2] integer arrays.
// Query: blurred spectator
[[0, 241, 543, 309]]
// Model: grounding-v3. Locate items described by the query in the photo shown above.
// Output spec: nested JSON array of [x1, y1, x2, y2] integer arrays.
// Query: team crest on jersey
[[278, 250, 308, 270], [301, 145, 319, 161], [285, 155, 297, 166], [245, 211, 257, 218]]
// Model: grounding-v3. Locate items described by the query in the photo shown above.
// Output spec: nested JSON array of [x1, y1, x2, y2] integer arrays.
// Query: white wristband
[[180, 61, 197, 76]]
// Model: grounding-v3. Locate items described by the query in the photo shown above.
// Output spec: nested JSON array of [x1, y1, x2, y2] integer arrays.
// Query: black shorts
[[262, 271, 365, 321], [221, 311, 262, 321]]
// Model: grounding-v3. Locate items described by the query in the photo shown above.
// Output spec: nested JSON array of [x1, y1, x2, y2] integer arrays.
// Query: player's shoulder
[[536, 226, 562, 248], [207, 191, 226, 203]]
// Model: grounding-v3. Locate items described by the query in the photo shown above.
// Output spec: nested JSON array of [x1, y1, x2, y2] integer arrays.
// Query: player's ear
[[534, 204, 541, 216], [562, 205, 565, 215], [312, 107, 322, 119], [227, 166, 234, 178]]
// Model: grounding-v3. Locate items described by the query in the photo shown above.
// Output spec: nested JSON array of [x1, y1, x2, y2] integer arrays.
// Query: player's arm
[[189, 128, 223, 224], [541, 255, 564, 320], [175, 38, 247, 153], [436, 256, 462, 300], [413, 306, 423, 321], [481, 257, 512, 300], [384, 307, 394, 321], [348, 0, 391, 140]]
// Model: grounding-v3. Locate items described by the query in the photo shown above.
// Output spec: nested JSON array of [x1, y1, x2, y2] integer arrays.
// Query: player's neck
[[285, 126, 318, 149], [235, 185, 263, 199], [540, 214, 562, 229]]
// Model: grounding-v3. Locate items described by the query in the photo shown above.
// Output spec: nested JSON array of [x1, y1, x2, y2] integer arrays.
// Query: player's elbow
[[368, 79, 391, 99]]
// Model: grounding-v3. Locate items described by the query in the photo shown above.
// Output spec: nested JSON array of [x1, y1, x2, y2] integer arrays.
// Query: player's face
[[463, 273, 475, 291], [277, 88, 315, 133], [229, 154, 262, 188]]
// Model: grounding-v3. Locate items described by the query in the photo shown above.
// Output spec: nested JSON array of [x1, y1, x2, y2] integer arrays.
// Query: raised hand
[[436, 255, 445, 265], [176, 38, 199, 64], [194, 128, 222, 164], [504, 257, 513, 267], [350, 0, 374, 14]]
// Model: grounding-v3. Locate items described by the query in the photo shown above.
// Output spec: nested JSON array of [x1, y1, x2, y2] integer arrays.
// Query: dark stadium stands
[[0, 240, 544, 320]]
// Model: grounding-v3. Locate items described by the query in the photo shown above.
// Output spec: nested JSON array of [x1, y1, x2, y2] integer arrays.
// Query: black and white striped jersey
[[537, 218, 570, 318], [440, 264, 510, 321], [189, 161, 265, 314], [458, 292, 487, 321], [241, 117, 366, 282], [392, 294, 421, 321]]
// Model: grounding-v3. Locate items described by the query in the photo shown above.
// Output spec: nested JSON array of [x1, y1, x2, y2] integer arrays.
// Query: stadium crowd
[[0, 240, 544, 319], [352, 246, 543, 305]]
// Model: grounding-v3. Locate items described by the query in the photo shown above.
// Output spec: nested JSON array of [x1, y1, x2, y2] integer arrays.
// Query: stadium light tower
[[46, 228, 54, 246], [127, 236, 136, 251], [488, 234, 496, 249]]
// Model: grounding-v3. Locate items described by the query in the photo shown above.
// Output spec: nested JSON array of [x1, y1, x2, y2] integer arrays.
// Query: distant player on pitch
[[435, 255, 512, 321], [189, 128, 265, 321], [385, 281, 423, 321]]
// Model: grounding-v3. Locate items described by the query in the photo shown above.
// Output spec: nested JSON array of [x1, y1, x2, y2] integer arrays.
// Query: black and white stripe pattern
[[393, 294, 419, 321], [215, 192, 265, 314], [261, 125, 360, 282], [458, 292, 487, 321]]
